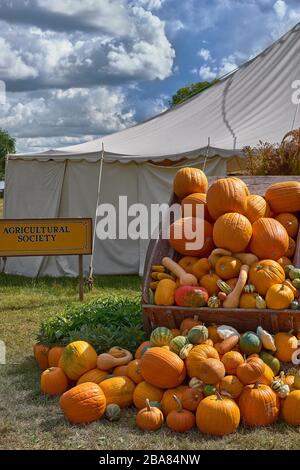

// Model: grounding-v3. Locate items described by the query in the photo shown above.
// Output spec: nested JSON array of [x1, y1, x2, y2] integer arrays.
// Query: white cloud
[[199, 65, 217, 81], [198, 48, 212, 61], [0, 37, 37, 80], [273, 0, 287, 19], [132, 0, 165, 10]]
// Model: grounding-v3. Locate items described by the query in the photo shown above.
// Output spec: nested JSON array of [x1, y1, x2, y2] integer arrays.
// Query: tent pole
[[87, 143, 105, 290], [202, 137, 210, 173]]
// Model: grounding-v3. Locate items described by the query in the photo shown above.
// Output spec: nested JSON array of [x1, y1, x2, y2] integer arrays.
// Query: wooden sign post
[[0, 218, 92, 301]]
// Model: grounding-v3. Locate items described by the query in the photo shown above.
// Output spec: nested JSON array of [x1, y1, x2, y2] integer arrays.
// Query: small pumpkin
[[249, 260, 285, 296], [187, 325, 209, 345], [265, 284, 294, 310], [286, 237, 296, 258], [196, 391, 240, 436], [206, 177, 248, 220], [41, 367, 68, 396], [154, 279, 177, 306], [199, 272, 220, 295], [186, 345, 219, 378], [192, 257, 211, 279], [175, 285, 209, 307], [215, 256, 242, 280], [168, 217, 214, 257], [207, 295, 221, 308], [135, 341, 152, 359], [161, 386, 188, 415], [113, 365, 129, 376], [166, 395, 195, 432], [60, 383, 106, 424], [239, 292, 257, 309], [61, 341, 97, 380], [33, 343, 50, 370], [133, 381, 163, 410], [136, 398, 164, 431], [178, 256, 199, 274], [221, 351, 244, 375], [274, 331, 298, 362], [127, 359, 143, 384], [207, 324, 222, 343], [245, 194, 271, 223], [265, 181, 300, 213], [236, 356, 265, 385], [239, 382, 280, 426], [181, 193, 211, 220], [239, 331, 262, 355], [105, 404, 121, 422], [150, 327, 173, 347], [180, 387, 203, 411], [173, 167, 208, 199]]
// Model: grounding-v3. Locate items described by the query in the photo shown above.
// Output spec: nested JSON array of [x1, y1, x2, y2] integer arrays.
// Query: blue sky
[[0, 0, 299, 153]]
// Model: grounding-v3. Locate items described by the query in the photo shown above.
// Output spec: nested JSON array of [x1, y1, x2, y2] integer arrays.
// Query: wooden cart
[[142, 176, 300, 336]]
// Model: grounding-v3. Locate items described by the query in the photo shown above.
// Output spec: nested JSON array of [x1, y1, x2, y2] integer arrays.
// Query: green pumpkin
[[203, 384, 216, 396], [239, 331, 262, 355], [150, 327, 173, 347], [187, 325, 209, 345], [169, 336, 189, 355], [179, 343, 194, 360], [216, 280, 232, 295], [255, 295, 266, 309], [290, 299, 300, 310], [105, 404, 121, 422], [259, 351, 281, 375], [285, 264, 295, 277], [292, 279, 300, 290], [244, 284, 256, 294], [207, 295, 221, 308], [289, 267, 300, 280]]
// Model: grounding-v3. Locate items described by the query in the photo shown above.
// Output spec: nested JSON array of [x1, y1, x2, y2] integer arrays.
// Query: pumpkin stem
[[254, 381, 260, 389], [172, 394, 183, 412], [145, 399, 151, 412]]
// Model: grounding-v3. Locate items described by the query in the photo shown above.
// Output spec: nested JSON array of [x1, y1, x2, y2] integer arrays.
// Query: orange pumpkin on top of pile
[[34, 324, 300, 434], [151, 169, 300, 310]]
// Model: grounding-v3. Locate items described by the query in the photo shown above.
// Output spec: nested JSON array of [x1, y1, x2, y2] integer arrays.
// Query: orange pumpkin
[[33, 343, 49, 370], [239, 383, 280, 426], [213, 213, 252, 253], [265, 284, 294, 310], [41, 367, 68, 395], [140, 347, 186, 389], [274, 331, 298, 362], [215, 256, 242, 280], [275, 213, 299, 238], [236, 357, 265, 385], [48, 346, 65, 368], [192, 257, 211, 279], [113, 365, 129, 376], [221, 351, 244, 375], [199, 272, 220, 295], [99, 376, 135, 408], [196, 358, 225, 384], [77, 368, 109, 385], [135, 341, 152, 359], [181, 192, 211, 220], [286, 237, 296, 258], [136, 399, 164, 431], [166, 395, 195, 432], [206, 178, 248, 220], [161, 386, 188, 416], [277, 256, 292, 268], [133, 381, 164, 410], [168, 217, 214, 257], [180, 316, 202, 333], [218, 375, 244, 398], [186, 345, 219, 378], [196, 392, 240, 436], [61, 341, 97, 380], [259, 364, 274, 385], [127, 359, 143, 384], [180, 387, 203, 411], [249, 260, 285, 296], [245, 194, 270, 223], [265, 181, 300, 214], [250, 218, 289, 260], [239, 292, 257, 309], [60, 382, 106, 424], [173, 167, 208, 199], [282, 390, 300, 425], [178, 256, 199, 274]]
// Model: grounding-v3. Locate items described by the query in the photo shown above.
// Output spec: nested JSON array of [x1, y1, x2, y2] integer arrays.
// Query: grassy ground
[[0, 202, 300, 450]]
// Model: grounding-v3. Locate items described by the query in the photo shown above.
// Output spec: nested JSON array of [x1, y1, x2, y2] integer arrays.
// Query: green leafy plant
[[36, 295, 144, 353]]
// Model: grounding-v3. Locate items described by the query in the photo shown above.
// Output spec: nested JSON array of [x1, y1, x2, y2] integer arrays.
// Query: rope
[[87, 143, 105, 290], [202, 137, 210, 173]]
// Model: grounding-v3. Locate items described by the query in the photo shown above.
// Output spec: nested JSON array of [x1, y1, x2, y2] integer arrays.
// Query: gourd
[[187, 325, 209, 345], [154, 279, 177, 305], [150, 327, 173, 347], [207, 295, 221, 308], [244, 284, 256, 293], [259, 351, 280, 375], [97, 348, 133, 371], [290, 278, 300, 291], [61, 341, 98, 380], [249, 260, 285, 296], [140, 347, 186, 389], [33, 343, 50, 370], [136, 399, 164, 431], [59, 383, 106, 424], [250, 218, 289, 260], [223, 265, 249, 308], [265, 180, 300, 213], [133, 381, 164, 410], [217, 280, 232, 295], [162, 257, 198, 286], [168, 217, 214, 257], [239, 331, 262, 355], [238, 382, 280, 426], [173, 167, 208, 199], [215, 335, 240, 356], [271, 380, 290, 399], [206, 177, 248, 220], [40, 367, 68, 396], [175, 285, 209, 307], [256, 326, 276, 352], [215, 256, 242, 280], [290, 300, 300, 310], [275, 213, 299, 238], [255, 295, 267, 309], [265, 284, 294, 310], [105, 404, 121, 422], [169, 336, 190, 355], [245, 194, 271, 223], [217, 325, 240, 339], [166, 395, 195, 432], [196, 391, 240, 436], [192, 257, 211, 279], [234, 253, 259, 267], [282, 391, 300, 425], [213, 212, 252, 253], [100, 376, 135, 408], [178, 256, 199, 274], [152, 265, 165, 272], [179, 343, 194, 360]]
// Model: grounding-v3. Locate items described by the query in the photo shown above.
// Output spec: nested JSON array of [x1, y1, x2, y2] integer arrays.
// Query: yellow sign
[[0, 218, 92, 257]]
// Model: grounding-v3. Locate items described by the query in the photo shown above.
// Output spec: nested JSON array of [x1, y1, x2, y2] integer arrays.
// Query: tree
[[170, 80, 218, 107], [0, 129, 16, 178]]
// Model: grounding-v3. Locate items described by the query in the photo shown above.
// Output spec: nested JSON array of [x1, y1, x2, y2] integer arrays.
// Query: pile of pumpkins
[[151, 169, 300, 310], [34, 322, 300, 435]]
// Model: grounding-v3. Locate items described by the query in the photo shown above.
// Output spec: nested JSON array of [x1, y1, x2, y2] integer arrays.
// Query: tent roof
[[10, 22, 300, 163]]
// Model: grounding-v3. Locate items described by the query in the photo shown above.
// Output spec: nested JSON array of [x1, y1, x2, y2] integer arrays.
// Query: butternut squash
[[162, 257, 198, 286], [234, 253, 259, 266], [223, 265, 249, 308]]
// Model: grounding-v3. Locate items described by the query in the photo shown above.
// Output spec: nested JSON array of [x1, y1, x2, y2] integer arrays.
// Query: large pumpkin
[[99, 376, 135, 408], [196, 358, 225, 384], [140, 347, 186, 389], [77, 368, 109, 385], [245, 194, 271, 223], [133, 381, 164, 410], [239, 383, 280, 426], [265, 181, 300, 213], [61, 341, 97, 380], [250, 218, 289, 260], [59, 382, 106, 424], [249, 260, 285, 296], [213, 213, 252, 253], [181, 193, 211, 220], [196, 393, 240, 436], [186, 344, 219, 378], [206, 178, 248, 220], [275, 213, 299, 238], [168, 217, 214, 257], [282, 390, 300, 425], [173, 168, 208, 199]]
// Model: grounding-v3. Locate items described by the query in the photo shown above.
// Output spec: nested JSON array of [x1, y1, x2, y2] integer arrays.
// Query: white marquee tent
[[3, 22, 300, 277]]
